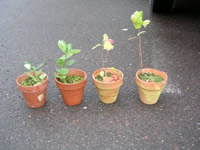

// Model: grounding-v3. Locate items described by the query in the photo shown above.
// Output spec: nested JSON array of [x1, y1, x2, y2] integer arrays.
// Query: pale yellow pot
[[92, 68, 123, 104], [136, 68, 168, 105]]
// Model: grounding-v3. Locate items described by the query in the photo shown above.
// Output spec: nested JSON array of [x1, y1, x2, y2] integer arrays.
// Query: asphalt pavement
[[0, 0, 200, 149]]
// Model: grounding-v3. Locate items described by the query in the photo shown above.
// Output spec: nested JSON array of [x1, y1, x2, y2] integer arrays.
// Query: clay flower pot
[[16, 73, 48, 108], [92, 68, 124, 104], [55, 69, 87, 106], [136, 68, 168, 104]]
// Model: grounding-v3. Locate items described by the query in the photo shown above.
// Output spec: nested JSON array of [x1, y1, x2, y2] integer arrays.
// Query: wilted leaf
[[103, 34, 109, 41], [103, 41, 114, 51]]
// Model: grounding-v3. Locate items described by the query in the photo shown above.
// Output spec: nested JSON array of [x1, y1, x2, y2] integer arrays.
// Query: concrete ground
[[0, 0, 200, 149]]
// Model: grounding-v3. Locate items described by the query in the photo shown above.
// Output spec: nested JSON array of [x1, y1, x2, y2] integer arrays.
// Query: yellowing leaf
[[143, 20, 150, 28], [103, 41, 114, 51], [103, 34, 109, 41]]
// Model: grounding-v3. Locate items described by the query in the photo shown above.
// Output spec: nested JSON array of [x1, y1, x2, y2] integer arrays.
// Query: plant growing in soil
[[22, 61, 47, 86], [92, 34, 121, 82], [130, 11, 164, 82], [55, 40, 83, 83]]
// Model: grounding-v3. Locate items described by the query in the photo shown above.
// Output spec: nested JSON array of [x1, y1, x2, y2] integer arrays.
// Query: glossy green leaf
[[58, 40, 67, 53], [56, 68, 68, 75], [70, 49, 81, 54], [66, 60, 75, 67], [57, 55, 66, 67]]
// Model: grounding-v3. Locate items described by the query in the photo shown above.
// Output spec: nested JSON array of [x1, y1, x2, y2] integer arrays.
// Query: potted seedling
[[55, 40, 87, 106], [16, 61, 48, 108], [130, 11, 168, 104], [92, 34, 124, 104]]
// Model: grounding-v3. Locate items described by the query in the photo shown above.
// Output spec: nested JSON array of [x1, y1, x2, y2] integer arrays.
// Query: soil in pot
[[55, 69, 87, 106], [92, 68, 123, 104], [136, 68, 168, 105], [16, 73, 48, 108]]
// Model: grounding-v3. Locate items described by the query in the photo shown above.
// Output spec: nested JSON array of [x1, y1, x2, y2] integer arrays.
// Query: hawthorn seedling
[[22, 61, 47, 86], [55, 40, 81, 83]]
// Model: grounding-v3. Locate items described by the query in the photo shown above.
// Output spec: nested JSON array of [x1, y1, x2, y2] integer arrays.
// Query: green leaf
[[66, 43, 72, 51], [39, 74, 47, 80], [56, 68, 68, 75], [24, 61, 31, 65], [24, 64, 31, 70], [35, 62, 45, 70], [131, 11, 143, 30], [25, 72, 38, 82], [137, 31, 146, 36], [66, 52, 73, 59], [31, 66, 36, 71], [70, 49, 81, 54], [58, 40, 67, 53], [91, 44, 101, 50], [35, 69, 42, 77], [66, 60, 75, 67], [57, 55, 66, 67], [143, 20, 150, 28]]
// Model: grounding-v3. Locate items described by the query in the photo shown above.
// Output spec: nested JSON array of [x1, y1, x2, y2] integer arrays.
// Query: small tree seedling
[[130, 11, 150, 71], [22, 61, 47, 86], [55, 40, 82, 83], [92, 34, 121, 82]]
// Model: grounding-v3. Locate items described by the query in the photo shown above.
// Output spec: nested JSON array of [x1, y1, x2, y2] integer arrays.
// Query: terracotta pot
[[55, 69, 87, 106], [92, 68, 123, 104], [16, 72, 48, 108], [136, 68, 168, 104]]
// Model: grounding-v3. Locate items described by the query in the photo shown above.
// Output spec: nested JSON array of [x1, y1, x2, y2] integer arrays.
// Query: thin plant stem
[[138, 35, 143, 72], [102, 48, 105, 68], [105, 50, 109, 68]]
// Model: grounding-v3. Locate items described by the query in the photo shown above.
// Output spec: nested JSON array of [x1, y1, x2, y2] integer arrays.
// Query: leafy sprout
[[130, 11, 150, 71], [55, 40, 81, 83], [22, 61, 47, 86], [91, 34, 114, 68]]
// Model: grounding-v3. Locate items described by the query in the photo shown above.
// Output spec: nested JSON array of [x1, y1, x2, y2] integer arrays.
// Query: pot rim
[[92, 68, 124, 85], [136, 68, 168, 85], [55, 68, 87, 85], [16, 72, 48, 88]]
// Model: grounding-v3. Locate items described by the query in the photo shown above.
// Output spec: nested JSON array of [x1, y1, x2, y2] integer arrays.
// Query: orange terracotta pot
[[55, 69, 87, 106], [136, 68, 168, 104], [16, 72, 48, 108], [92, 68, 123, 104]]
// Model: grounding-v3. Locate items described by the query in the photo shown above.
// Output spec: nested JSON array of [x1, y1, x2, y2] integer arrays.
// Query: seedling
[[22, 61, 47, 86], [92, 34, 121, 82], [129, 11, 164, 82], [55, 40, 83, 83]]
